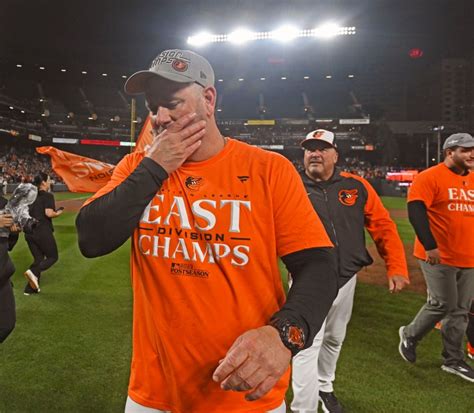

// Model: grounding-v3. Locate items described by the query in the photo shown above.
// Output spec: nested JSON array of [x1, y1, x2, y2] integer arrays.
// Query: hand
[[212, 326, 291, 402], [388, 275, 409, 293], [425, 248, 441, 265], [0, 214, 14, 229], [145, 112, 206, 174], [10, 224, 21, 233]]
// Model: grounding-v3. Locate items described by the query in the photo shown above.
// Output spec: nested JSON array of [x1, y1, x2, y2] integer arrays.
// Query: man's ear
[[203, 86, 217, 116]]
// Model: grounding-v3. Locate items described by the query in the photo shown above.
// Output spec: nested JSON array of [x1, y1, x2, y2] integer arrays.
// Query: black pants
[[25, 225, 58, 284], [0, 240, 16, 343]]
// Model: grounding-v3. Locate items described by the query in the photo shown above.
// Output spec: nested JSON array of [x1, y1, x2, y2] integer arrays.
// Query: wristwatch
[[269, 318, 305, 356]]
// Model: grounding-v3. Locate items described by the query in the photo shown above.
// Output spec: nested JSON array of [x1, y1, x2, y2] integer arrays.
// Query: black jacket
[[301, 168, 408, 287]]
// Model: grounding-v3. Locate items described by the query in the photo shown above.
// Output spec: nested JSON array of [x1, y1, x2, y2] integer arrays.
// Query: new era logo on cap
[[124, 49, 215, 95], [301, 129, 336, 149]]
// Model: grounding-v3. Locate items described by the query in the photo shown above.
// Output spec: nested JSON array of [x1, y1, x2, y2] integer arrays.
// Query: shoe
[[319, 391, 344, 413], [23, 283, 40, 296], [399, 326, 417, 363], [441, 360, 474, 382], [24, 270, 40, 292], [468, 342, 474, 360]]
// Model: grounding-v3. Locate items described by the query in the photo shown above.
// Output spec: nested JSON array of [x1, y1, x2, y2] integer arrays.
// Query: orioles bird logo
[[313, 131, 325, 138], [172, 59, 188, 72], [338, 189, 358, 206], [185, 176, 203, 191]]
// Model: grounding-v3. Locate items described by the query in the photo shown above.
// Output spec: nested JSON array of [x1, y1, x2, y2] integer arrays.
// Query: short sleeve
[[407, 171, 436, 207], [44, 192, 56, 210], [269, 155, 333, 257]]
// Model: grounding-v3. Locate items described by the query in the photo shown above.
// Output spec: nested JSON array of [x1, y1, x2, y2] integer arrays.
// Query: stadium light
[[228, 28, 255, 45], [187, 23, 356, 45], [304, 76, 310, 79], [281, 76, 287, 80], [102, 73, 108, 77], [260, 77, 266, 80], [16, 64, 22, 68], [81, 71, 87, 74], [9, 106, 14, 110], [39, 66, 45, 70], [325, 75, 332, 79], [348, 74, 355, 78], [218, 79, 224, 82], [122, 75, 127, 78], [271, 25, 300, 42], [187, 31, 215, 47], [61, 68, 67, 72], [238, 78, 244, 81]]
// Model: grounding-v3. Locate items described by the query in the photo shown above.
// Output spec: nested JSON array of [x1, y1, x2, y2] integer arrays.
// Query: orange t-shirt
[[85, 139, 333, 413], [408, 163, 474, 267]]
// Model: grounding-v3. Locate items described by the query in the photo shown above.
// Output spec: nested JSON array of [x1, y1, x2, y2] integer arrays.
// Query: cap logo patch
[[338, 189, 358, 206], [313, 131, 325, 138], [172, 59, 189, 72]]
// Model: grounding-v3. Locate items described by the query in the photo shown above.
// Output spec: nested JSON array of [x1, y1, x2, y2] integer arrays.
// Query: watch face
[[288, 326, 304, 349]]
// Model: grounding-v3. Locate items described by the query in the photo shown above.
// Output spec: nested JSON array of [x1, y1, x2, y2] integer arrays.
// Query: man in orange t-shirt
[[399, 133, 474, 383], [76, 49, 338, 413]]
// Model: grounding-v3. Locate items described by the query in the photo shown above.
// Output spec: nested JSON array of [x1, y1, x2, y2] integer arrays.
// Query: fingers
[[220, 362, 261, 391], [166, 112, 198, 133], [245, 376, 279, 402], [212, 346, 249, 383]]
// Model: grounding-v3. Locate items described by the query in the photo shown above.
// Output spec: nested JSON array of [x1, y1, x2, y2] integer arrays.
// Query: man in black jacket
[[291, 130, 409, 413]]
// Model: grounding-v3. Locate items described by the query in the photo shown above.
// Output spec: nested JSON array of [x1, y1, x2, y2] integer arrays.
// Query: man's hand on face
[[145, 112, 205, 174], [212, 326, 291, 402]]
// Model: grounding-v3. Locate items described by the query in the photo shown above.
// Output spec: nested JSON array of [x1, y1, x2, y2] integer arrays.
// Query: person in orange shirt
[[399, 133, 474, 383], [75, 49, 338, 413]]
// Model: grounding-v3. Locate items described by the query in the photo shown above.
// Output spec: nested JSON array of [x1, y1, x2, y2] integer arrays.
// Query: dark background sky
[[1, 0, 472, 74]]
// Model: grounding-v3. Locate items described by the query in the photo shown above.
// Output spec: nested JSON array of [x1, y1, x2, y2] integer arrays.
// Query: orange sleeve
[[407, 171, 437, 207], [82, 152, 144, 207], [358, 176, 409, 278], [269, 154, 333, 257]]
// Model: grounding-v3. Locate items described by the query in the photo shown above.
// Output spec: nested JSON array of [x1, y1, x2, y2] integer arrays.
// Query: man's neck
[[444, 159, 468, 176]]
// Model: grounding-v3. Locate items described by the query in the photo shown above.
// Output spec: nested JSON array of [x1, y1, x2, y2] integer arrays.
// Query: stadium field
[[0, 196, 472, 413]]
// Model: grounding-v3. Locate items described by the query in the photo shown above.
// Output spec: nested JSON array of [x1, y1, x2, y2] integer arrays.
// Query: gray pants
[[405, 260, 474, 365]]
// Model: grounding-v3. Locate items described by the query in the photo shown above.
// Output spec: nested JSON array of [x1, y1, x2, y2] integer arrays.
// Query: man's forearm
[[76, 158, 168, 257], [273, 247, 338, 351]]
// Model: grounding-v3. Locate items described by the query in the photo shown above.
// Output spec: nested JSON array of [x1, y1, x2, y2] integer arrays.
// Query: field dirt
[[56, 198, 86, 212], [359, 244, 425, 294]]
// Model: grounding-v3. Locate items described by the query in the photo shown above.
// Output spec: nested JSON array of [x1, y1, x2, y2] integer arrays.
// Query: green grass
[[1, 209, 472, 412], [53, 192, 93, 201], [381, 196, 408, 211]]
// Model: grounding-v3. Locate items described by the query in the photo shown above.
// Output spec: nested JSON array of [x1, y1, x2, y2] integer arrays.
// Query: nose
[[154, 106, 173, 128]]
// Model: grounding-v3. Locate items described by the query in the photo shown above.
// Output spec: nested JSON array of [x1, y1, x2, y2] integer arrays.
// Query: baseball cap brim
[[301, 139, 335, 150], [124, 70, 195, 95]]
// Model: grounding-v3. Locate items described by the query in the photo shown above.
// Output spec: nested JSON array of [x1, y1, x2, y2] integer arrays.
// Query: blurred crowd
[[0, 146, 62, 185]]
